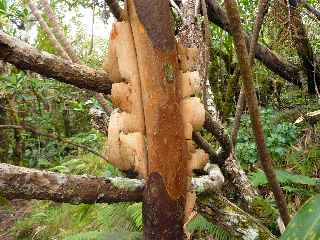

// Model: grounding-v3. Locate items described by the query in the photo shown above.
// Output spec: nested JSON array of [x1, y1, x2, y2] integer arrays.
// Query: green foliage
[[235, 108, 299, 165], [250, 169, 320, 187], [64, 231, 142, 240], [11, 154, 143, 239], [187, 214, 233, 240], [280, 194, 320, 240]]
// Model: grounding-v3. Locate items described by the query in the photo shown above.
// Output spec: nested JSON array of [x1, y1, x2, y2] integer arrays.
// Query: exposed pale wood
[[295, 110, 320, 124]]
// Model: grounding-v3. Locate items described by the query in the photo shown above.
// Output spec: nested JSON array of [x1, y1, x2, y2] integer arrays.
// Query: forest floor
[[0, 200, 32, 240]]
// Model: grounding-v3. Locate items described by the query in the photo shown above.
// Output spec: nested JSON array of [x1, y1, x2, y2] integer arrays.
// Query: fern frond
[[187, 214, 233, 240]]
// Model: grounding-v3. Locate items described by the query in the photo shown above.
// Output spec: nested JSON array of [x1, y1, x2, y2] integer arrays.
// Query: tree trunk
[[127, 1, 189, 238], [0, 93, 8, 163]]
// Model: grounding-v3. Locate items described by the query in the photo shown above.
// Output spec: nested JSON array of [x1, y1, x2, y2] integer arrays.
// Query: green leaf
[[280, 194, 320, 240]]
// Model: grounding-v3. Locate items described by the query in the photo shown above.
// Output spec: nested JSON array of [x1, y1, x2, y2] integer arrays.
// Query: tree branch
[[231, 0, 270, 147], [0, 162, 270, 238], [0, 31, 112, 94], [302, 0, 320, 21], [0, 163, 144, 203]]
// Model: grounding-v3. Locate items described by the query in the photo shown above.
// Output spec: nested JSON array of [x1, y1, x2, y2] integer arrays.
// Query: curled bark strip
[[0, 31, 112, 94]]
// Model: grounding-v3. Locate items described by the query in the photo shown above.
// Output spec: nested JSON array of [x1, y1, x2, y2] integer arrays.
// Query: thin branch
[[302, 0, 320, 21], [0, 124, 108, 161], [231, 0, 270, 147], [205, 0, 302, 86], [28, 0, 70, 60], [224, 0, 290, 225], [42, 0, 80, 62]]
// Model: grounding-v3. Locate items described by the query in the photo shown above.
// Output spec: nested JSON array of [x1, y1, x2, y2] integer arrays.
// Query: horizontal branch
[[0, 163, 144, 203], [0, 31, 112, 94], [0, 163, 224, 204], [0, 163, 270, 239]]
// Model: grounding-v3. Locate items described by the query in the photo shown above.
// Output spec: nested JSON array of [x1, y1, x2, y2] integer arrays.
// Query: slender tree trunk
[[231, 0, 270, 147], [128, 1, 188, 238], [206, 0, 302, 86], [0, 93, 8, 163], [224, 0, 290, 226]]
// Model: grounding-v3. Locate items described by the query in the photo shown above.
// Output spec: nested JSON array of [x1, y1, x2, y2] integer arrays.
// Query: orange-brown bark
[[127, 0, 189, 238]]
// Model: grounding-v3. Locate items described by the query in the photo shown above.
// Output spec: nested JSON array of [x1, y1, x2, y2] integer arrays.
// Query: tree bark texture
[[0, 162, 272, 239], [127, 1, 188, 238], [0, 31, 111, 94], [231, 0, 270, 147], [0, 163, 144, 203], [224, 0, 290, 225], [197, 193, 277, 240], [206, 0, 302, 86]]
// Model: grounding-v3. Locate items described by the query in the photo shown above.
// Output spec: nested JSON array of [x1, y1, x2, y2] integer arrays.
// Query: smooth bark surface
[[0, 31, 111, 94]]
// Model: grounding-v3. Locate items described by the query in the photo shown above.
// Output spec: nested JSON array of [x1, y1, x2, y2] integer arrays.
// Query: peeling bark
[[0, 163, 269, 239], [0, 31, 111, 94]]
